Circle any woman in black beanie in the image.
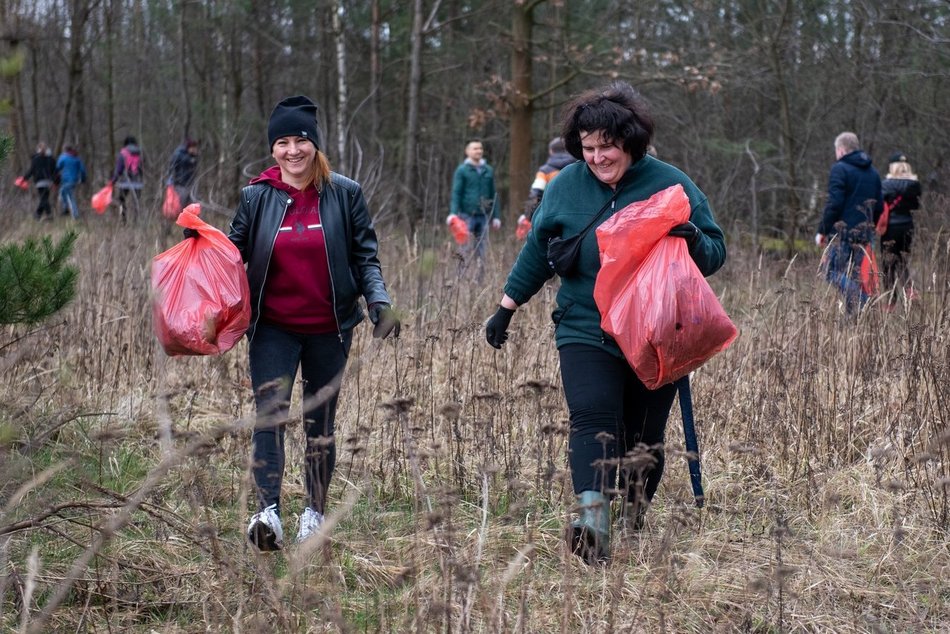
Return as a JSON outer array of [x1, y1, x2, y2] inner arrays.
[[228, 95, 401, 551]]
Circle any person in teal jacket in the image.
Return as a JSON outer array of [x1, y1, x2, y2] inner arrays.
[[484, 81, 726, 565], [446, 140, 499, 275]]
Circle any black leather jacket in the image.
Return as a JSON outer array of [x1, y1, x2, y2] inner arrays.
[[228, 173, 392, 342]]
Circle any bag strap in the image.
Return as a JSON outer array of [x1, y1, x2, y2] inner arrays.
[[885, 194, 902, 213], [576, 187, 624, 242]]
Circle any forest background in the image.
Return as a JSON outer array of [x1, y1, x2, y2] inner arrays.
[[2, 0, 948, 235], [1, 1, 950, 632]]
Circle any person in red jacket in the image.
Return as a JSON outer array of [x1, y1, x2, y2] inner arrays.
[[228, 95, 400, 552]]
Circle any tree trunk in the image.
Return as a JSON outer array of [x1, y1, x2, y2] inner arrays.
[[104, 0, 116, 170], [401, 0, 424, 225], [767, 0, 801, 249], [29, 43, 38, 143], [55, 0, 92, 155], [370, 0, 381, 140], [227, 4, 244, 201], [9, 46, 29, 168], [178, 0, 191, 138], [508, 2, 534, 221], [332, 0, 347, 166]]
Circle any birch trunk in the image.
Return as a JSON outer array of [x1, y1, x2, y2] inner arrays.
[[401, 0, 423, 224], [332, 0, 347, 166]]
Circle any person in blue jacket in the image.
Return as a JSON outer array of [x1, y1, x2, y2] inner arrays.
[[55, 145, 87, 219], [815, 132, 882, 312]]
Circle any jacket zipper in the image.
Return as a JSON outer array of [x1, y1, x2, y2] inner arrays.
[[320, 188, 345, 345], [249, 195, 291, 344]]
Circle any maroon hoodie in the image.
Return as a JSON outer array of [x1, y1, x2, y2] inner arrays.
[[250, 165, 335, 334]]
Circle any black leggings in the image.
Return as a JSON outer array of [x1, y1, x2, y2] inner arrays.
[[558, 344, 678, 506], [880, 223, 913, 293], [35, 186, 52, 217], [248, 324, 351, 514]]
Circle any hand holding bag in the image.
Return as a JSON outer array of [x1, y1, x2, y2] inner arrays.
[[594, 185, 737, 388]]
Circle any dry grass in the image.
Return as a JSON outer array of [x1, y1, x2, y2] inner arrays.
[[1, 194, 949, 633]]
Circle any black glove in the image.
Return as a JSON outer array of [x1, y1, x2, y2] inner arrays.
[[368, 303, 401, 339], [668, 221, 702, 249], [485, 305, 515, 349], [183, 228, 199, 239]]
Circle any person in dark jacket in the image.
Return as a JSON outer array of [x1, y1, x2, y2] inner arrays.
[[484, 81, 726, 565], [525, 136, 574, 218], [228, 95, 400, 552], [166, 138, 200, 206], [815, 132, 882, 313], [446, 140, 498, 275], [877, 152, 922, 303], [110, 135, 144, 222], [22, 142, 57, 220], [517, 137, 575, 240], [56, 145, 87, 219]]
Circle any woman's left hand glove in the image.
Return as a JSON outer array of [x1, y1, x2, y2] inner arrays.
[[668, 221, 702, 249], [485, 305, 515, 349], [368, 303, 401, 339]]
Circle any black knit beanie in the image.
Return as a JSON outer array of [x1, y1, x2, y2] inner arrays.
[[267, 95, 322, 150]]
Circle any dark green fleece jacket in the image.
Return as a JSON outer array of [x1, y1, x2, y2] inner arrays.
[[503, 154, 726, 357], [451, 160, 498, 218]]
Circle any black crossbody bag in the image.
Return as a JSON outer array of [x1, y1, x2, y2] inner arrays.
[[546, 188, 623, 276]]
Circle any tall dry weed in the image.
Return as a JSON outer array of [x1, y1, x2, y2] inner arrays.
[[0, 192, 948, 632]]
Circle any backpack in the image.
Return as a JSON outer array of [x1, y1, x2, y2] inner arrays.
[[121, 147, 141, 177]]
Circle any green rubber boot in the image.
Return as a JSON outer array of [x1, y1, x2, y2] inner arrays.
[[570, 490, 610, 564]]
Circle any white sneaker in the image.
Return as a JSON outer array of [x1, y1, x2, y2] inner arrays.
[[247, 504, 283, 551], [296, 507, 325, 544]]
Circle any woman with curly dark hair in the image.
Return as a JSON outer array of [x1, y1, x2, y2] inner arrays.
[[484, 81, 727, 564]]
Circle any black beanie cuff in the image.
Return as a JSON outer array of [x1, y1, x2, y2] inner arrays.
[[267, 95, 322, 151]]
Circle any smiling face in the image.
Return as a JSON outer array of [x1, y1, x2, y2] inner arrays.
[[272, 136, 316, 188], [580, 130, 632, 188]]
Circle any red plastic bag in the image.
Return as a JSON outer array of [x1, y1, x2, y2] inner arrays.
[[448, 215, 469, 245], [151, 205, 250, 356], [14, 176, 29, 190], [91, 183, 113, 214], [858, 244, 879, 297], [162, 184, 182, 220], [594, 184, 737, 389], [875, 195, 900, 237], [515, 215, 532, 241]]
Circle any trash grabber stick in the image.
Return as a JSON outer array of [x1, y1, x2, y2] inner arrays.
[[676, 374, 705, 507]]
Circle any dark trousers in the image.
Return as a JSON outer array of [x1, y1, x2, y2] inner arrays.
[[116, 186, 141, 220], [248, 323, 351, 514], [823, 241, 869, 313], [35, 187, 52, 217], [880, 223, 913, 294], [559, 344, 678, 507], [458, 213, 489, 281]]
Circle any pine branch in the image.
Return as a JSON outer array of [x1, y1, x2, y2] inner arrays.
[[0, 231, 79, 325]]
